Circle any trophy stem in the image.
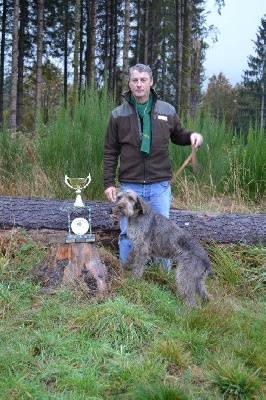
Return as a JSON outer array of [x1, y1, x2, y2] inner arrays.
[[74, 191, 84, 207]]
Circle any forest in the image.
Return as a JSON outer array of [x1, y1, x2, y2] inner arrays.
[[0, 0, 265, 135], [0, 1, 266, 399]]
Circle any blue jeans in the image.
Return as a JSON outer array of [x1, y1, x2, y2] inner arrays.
[[119, 181, 172, 272]]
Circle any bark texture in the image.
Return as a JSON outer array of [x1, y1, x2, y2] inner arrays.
[[30, 242, 107, 293], [0, 195, 265, 245]]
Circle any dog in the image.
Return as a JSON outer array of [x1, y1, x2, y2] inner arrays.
[[111, 189, 215, 306]]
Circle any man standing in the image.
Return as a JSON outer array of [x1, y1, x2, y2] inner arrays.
[[103, 64, 203, 267]]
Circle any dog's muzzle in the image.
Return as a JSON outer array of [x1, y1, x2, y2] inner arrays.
[[111, 204, 125, 217]]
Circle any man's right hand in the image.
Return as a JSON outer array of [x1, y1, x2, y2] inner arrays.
[[104, 186, 117, 202]]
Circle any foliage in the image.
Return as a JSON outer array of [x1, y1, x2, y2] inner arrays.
[[242, 15, 266, 131], [0, 232, 265, 399], [223, 127, 266, 201], [202, 73, 238, 126], [0, 92, 265, 202], [1, 0, 223, 131], [202, 15, 266, 134], [170, 110, 266, 202], [22, 61, 65, 129], [37, 85, 115, 198]]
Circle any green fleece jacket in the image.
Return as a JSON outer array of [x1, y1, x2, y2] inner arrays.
[[103, 88, 193, 189]]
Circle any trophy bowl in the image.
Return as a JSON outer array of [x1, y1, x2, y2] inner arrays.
[[65, 174, 91, 207]]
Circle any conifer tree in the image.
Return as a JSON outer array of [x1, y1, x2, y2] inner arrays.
[[242, 15, 266, 130]]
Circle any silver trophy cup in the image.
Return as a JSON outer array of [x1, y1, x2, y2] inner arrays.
[[65, 174, 91, 207]]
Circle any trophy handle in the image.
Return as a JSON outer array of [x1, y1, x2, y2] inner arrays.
[[65, 175, 73, 189], [83, 174, 91, 189]]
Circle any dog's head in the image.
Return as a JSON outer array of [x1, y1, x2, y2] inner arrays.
[[111, 190, 149, 218]]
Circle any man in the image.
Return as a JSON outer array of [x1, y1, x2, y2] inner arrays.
[[103, 63, 203, 267]]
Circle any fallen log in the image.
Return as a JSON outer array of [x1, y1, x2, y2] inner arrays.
[[0, 195, 265, 245]]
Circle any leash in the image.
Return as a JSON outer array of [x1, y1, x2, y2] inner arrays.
[[147, 145, 198, 205], [170, 145, 198, 184]]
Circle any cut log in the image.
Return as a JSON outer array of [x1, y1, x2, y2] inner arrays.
[[0, 195, 265, 245], [30, 242, 107, 293]]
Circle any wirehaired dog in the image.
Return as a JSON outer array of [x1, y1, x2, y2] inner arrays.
[[112, 189, 215, 306]]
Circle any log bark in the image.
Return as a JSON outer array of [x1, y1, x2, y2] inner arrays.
[[0, 195, 265, 245]]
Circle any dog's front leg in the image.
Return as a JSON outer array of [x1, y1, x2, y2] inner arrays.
[[124, 247, 148, 279], [123, 247, 137, 270], [132, 260, 147, 279]]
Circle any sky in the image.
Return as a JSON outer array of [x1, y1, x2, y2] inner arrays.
[[204, 0, 266, 89]]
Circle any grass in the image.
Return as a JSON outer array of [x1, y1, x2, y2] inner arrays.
[[0, 230, 265, 399]]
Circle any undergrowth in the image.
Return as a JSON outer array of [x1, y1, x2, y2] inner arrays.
[[0, 231, 265, 399]]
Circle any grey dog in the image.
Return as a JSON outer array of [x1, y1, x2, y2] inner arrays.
[[112, 189, 215, 306]]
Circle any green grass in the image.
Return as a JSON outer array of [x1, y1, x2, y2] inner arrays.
[[0, 233, 265, 399]]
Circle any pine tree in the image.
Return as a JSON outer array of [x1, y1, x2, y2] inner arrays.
[[242, 15, 266, 131]]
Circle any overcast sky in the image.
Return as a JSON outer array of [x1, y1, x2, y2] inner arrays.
[[204, 0, 265, 88]]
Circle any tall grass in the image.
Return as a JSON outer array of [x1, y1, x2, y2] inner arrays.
[[170, 111, 265, 203], [0, 131, 53, 197], [37, 86, 115, 198], [0, 95, 265, 204], [227, 126, 266, 201]]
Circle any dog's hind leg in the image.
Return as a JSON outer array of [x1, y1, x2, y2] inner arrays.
[[175, 266, 197, 307], [196, 275, 212, 303]]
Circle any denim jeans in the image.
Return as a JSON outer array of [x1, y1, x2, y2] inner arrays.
[[119, 181, 172, 272]]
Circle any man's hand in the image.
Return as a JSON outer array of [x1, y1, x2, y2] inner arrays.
[[104, 186, 117, 203], [190, 132, 203, 149]]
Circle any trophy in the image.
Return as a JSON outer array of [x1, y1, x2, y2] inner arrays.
[[65, 175, 91, 207], [64, 174, 95, 243]]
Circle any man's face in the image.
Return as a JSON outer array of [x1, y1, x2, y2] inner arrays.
[[129, 70, 153, 103]]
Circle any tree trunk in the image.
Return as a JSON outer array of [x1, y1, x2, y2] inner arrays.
[[182, 0, 192, 120], [30, 242, 107, 293], [175, 0, 183, 115], [107, 0, 115, 95], [79, 0, 84, 90], [112, 1, 118, 94], [135, 0, 141, 64], [63, 0, 69, 106], [143, 0, 149, 65], [0, 0, 7, 128], [121, 0, 130, 93], [86, 0, 96, 89], [10, 0, 20, 137], [35, 0, 44, 126], [73, 0, 80, 95], [0, 196, 265, 245], [17, 0, 27, 131], [103, 0, 110, 74], [191, 38, 201, 119]]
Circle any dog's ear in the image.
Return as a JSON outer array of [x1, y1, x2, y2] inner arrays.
[[135, 195, 149, 215]]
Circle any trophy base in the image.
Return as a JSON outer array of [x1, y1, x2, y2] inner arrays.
[[65, 233, 96, 243]]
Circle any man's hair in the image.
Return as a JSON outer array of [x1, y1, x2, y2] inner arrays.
[[129, 64, 153, 79]]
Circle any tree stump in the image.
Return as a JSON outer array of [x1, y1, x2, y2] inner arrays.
[[30, 242, 107, 293]]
